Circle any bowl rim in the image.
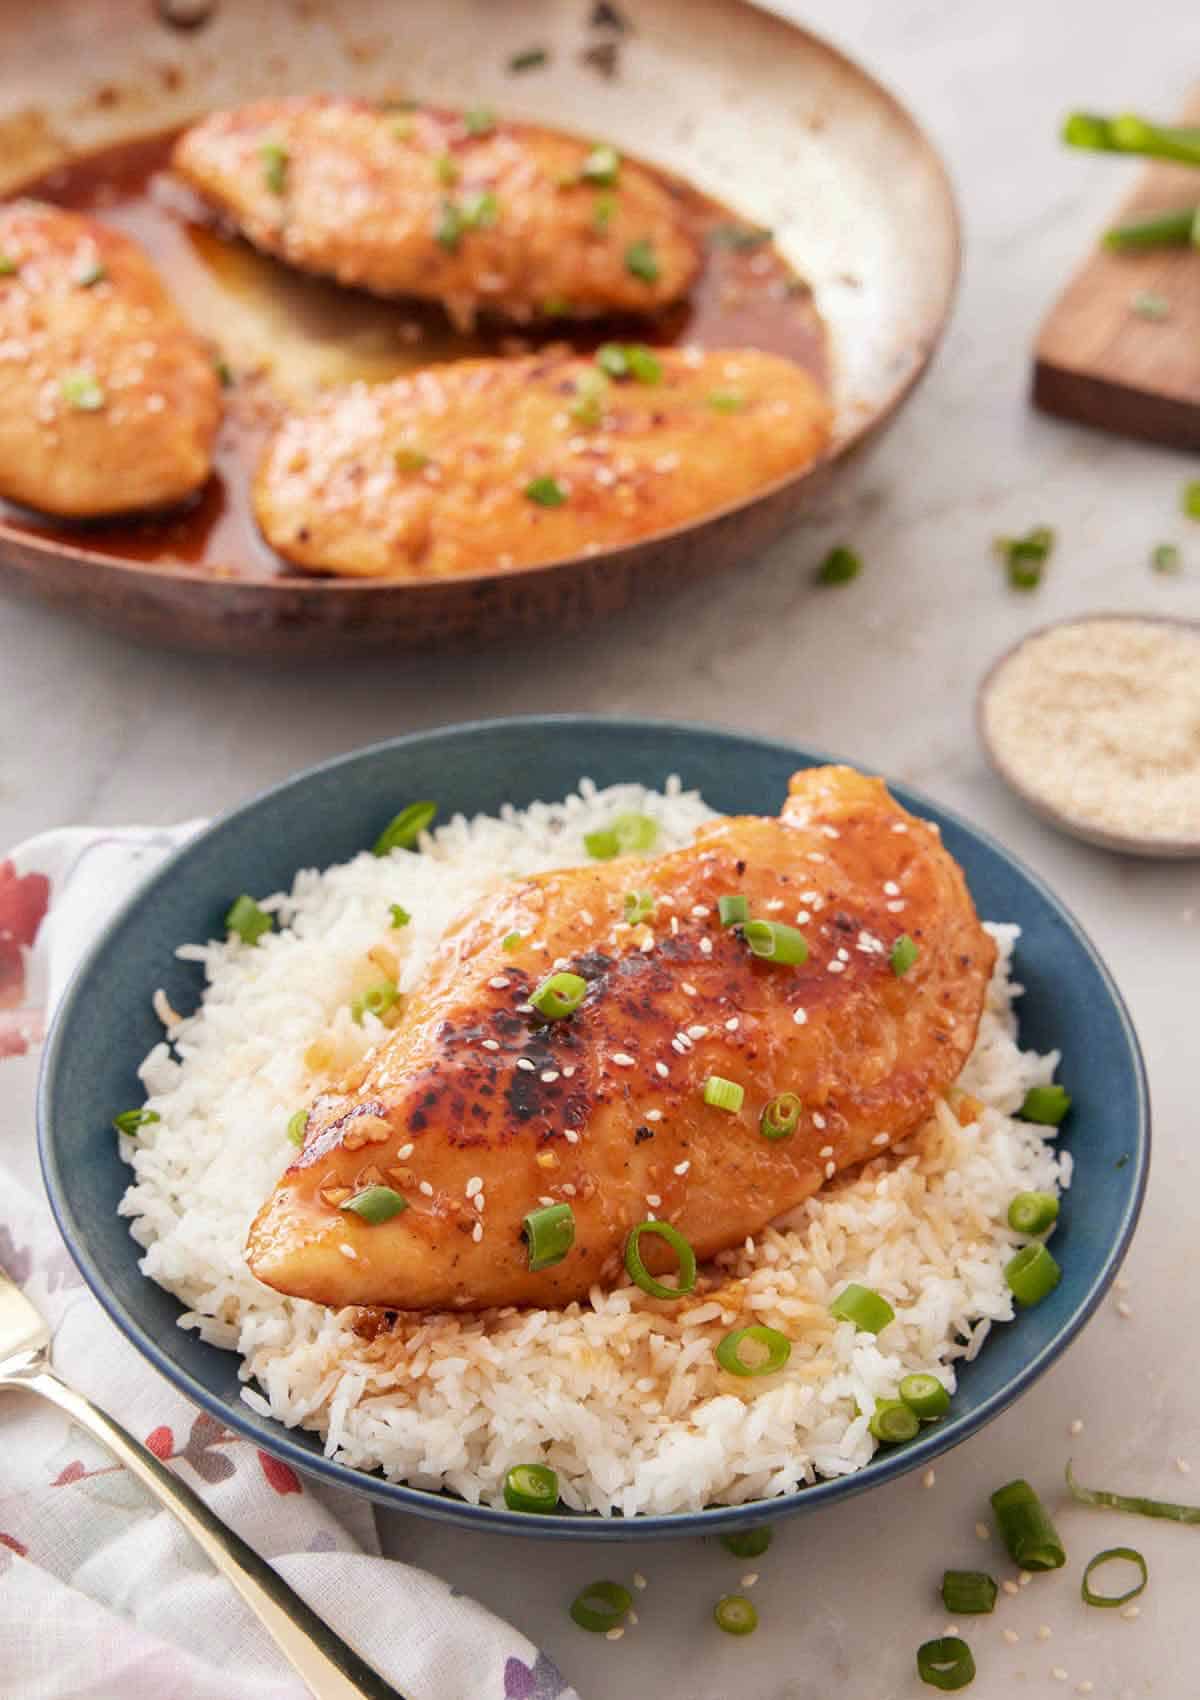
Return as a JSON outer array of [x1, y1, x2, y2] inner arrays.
[[37, 715, 1150, 1540]]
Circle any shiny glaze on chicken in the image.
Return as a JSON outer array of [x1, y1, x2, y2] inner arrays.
[[247, 767, 996, 1311]]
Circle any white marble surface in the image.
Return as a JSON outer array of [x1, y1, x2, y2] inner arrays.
[[4, 1, 1199, 1694]]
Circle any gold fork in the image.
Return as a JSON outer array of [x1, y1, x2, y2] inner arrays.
[[0, 1261, 404, 1699]]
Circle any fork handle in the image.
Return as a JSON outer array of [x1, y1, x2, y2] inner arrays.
[[9, 1362, 405, 1700]]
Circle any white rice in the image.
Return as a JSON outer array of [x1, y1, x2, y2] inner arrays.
[[120, 780, 1069, 1517]]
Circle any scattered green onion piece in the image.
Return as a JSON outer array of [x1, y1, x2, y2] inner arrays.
[[508, 46, 548, 72], [581, 142, 621, 186], [583, 828, 619, 860], [1103, 207, 1197, 251], [1061, 110, 1200, 167], [214, 356, 233, 387], [713, 1595, 758, 1636], [816, 544, 861, 585], [570, 1580, 631, 1633], [624, 1220, 697, 1299], [1007, 1191, 1059, 1234], [829, 1283, 894, 1334], [1184, 480, 1200, 520], [351, 979, 398, 1024], [340, 1184, 408, 1224], [434, 152, 459, 185], [940, 1570, 997, 1615], [113, 1108, 160, 1138], [1081, 1546, 1148, 1608], [75, 259, 107, 287], [916, 1636, 976, 1691], [373, 800, 437, 856], [742, 919, 808, 965], [890, 934, 919, 976], [703, 1075, 745, 1113], [596, 343, 630, 378], [463, 106, 495, 135], [990, 1478, 1067, 1570], [899, 1372, 951, 1419], [225, 894, 273, 945], [603, 812, 659, 854], [1152, 542, 1182, 574], [389, 904, 412, 928], [394, 446, 430, 473], [625, 345, 662, 384], [592, 192, 615, 232], [715, 1324, 791, 1378], [461, 188, 499, 229], [717, 893, 748, 926], [501, 929, 524, 950], [525, 474, 568, 507], [707, 388, 746, 412], [503, 1462, 560, 1513], [260, 141, 288, 194], [1066, 1459, 1200, 1525], [570, 370, 608, 426], [435, 198, 464, 250], [542, 294, 572, 317], [530, 970, 587, 1020], [391, 115, 414, 140], [0, 253, 18, 277], [61, 370, 105, 412], [522, 1201, 576, 1271], [760, 1092, 801, 1141], [994, 525, 1055, 591], [720, 1526, 772, 1559], [1019, 1083, 1071, 1125], [1004, 1242, 1061, 1307], [870, 1399, 919, 1444], [623, 888, 656, 925], [708, 222, 773, 252], [624, 239, 660, 282], [286, 1110, 308, 1146]]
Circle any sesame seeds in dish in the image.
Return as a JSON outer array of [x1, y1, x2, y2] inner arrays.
[[119, 778, 1072, 1516]]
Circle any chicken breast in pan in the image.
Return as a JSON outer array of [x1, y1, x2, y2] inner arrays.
[[172, 97, 700, 326], [253, 345, 831, 578], [0, 201, 220, 518], [247, 766, 996, 1312]]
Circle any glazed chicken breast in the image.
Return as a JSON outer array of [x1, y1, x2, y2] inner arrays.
[[253, 347, 831, 579], [247, 766, 996, 1312], [0, 201, 220, 518], [172, 97, 699, 325]]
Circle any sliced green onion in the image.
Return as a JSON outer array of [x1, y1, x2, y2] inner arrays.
[[583, 828, 619, 860], [715, 1325, 791, 1378], [502, 929, 524, 950], [525, 474, 568, 506], [869, 1399, 919, 1444], [435, 198, 463, 250], [916, 1636, 976, 1691], [596, 343, 630, 378], [940, 1570, 997, 1615], [1183, 479, 1200, 520], [760, 1092, 801, 1141], [570, 369, 608, 426], [816, 545, 861, 585], [720, 1526, 772, 1559], [625, 345, 661, 384], [829, 1283, 895, 1334], [389, 904, 411, 928], [890, 934, 919, 975], [260, 140, 288, 193], [592, 191, 615, 232], [225, 894, 273, 945], [0, 253, 19, 277], [61, 370, 105, 412], [1103, 207, 1198, 250], [623, 888, 656, 925], [1019, 1083, 1071, 1125], [340, 1184, 408, 1224], [994, 525, 1055, 591], [707, 388, 746, 412], [394, 446, 430, 474], [214, 356, 233, 387], [286, 1110, 308, 1146], [570, 1580, 631, 1633], [581, 142, 620, 185], [990, 1478, 1066, 1570], [541, 295, 572, 317], [434, 151, 459, 185], [1007, 1191, 1059, 1234], [1004, 1242, 1061, 1307], [899, 1372, 951, 1419], [508, 46, 549, 72], [625, 1220, 697, 1300], [503, 1462, 559, 1513], [523, 1202, 576, 1270], [113, 1108, 160, 1138], [461, 188, 499, 229], [1066, 1459, 1200, 1525], [742, 920, 808, 965], [714, 1594, 758, 1636], [530, 970, 587, 1019], [703, 1075, 745, 1113], [1081, 1546, 1148, 1608], [373, 800, 437, 856], [585, 812, 658, 859], [463, 105, 495, 135], [624, 238, 660, 282], [351, 978, 398, 1024], [1151, 542, 1182, 574], [708, 222, 773, 252], [75, 259, 107, 287], [717, 893, 748, 926]]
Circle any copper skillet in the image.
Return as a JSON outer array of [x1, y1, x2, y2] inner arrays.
[[0, 0, 959, 657]]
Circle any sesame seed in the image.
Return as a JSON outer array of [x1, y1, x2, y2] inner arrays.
[[397, 1143, 415, 1159], [472, 1221, 483, 1242], [339, 1243, 357, 1260], [1051, 1668, 1068, 1683], [562, 1065, 576, 1077], [765, 898, 785, 912], [892, 823, 908, 834], [1069, 1418, 1084, 1435], [805, 852, 825, 864], [699, 937, 713, 955], [886, 899, 905, 913], [612, 1052, 636, 1067], [626, 1609, 639, 1626], [820, 825, 840, 839], [1002, 1580, 1019, 1596], [1077, 1684, 1094, 1695], [828, 960, 846, 974], [725, 1017, 739, 1031], [1115, 1275, 1129, 1291], [473, 1194, 485, 1211], [646, 1194, 662, 1207], [793, 1007, 808, 1026], [922, 1469, 936, 1488], [883, 881, 900, 896], [795, 910, 811, 924], [740, 1572, 759, 1588], [837, 947, 850, 961], [1117, 1300, 1132, 1318], [681, 981, 698, 996], [872, 1132, 890, 1146], [419, 1181, 434, 1196], [671, 916, 680, 936], [606, 1627, 624, 1641], [541, 1069, 560, 1082], [539, 1194, 555, 1207], [645, 1109, 664, 1122], [633, 1572, 647, 1590], [976, 1523, 990, 1541], [482, 1038, 500, 1051], [813, 1112, 827, 1129], [656, 1061, 670, 1078], [1003, 1629, 1019, 1644], [1121, 1604, 1140, 1620], [691, 904, 711, 918], [465, 1176, 482, 1198], [1177, 1457, 1191, 1474], [565, 1128, 580, 1143], [516, 1057, 536, 1072], [674, 1160, 690, 1175], [561, 1182, 576, 1196], [671, 1040, 687, 1055], [489, 975, 511, 989], [1018, 1571, 1032, 1586], [516, 1002, 533, 1014], [818, 1144, 833, 1157], [1036, 1626, 1052, 1641], [824, 1161, 836, 1179], [687, 1024, 709, 1040]]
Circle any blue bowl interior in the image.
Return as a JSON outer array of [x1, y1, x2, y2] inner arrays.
[[38, 718, 1148, 1539]]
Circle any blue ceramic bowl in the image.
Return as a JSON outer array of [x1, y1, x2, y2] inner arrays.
[[38, 718, 1149, 1540]]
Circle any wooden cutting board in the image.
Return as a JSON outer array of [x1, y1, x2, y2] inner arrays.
[[1033, 94, 1200, 449]]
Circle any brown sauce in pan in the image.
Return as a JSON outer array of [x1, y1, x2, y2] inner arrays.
[[2, 126, 829, 579]]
